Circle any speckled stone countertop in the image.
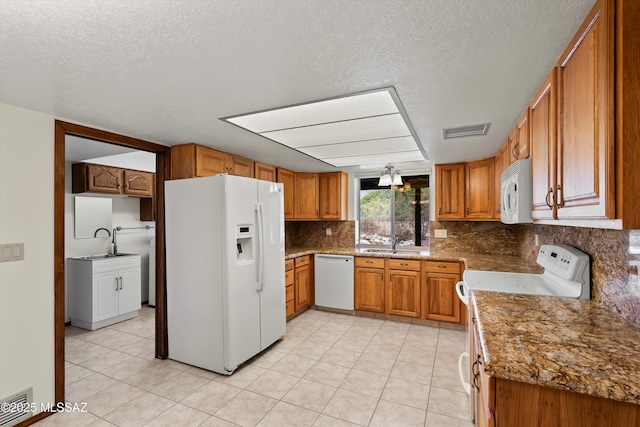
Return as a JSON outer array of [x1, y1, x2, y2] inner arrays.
[[285, 246, 543, 274], [471, 291, 640, 405]]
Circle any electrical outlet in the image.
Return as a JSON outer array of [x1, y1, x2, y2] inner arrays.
[[325, 228, 332, 236], [434, 229, 447, 239]]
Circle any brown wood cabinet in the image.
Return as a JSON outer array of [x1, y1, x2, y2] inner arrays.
[[277, 168, 294, 220], [555, 0, 614, 221], [255, 162, 276, 182], [465, 157, 495, 220], [73, 163, 123, 195], [507, 129, 518, 165], [422, 261, 462, 323], [285, 259, 295, 318], [171, 143, 254, 179], [435, 163, 465, 220], [386, 259, 421, 318], [293, 172, 319, 219], [530, 69, 558, 221], [354, 257, 386, 313], [123, 170, 154, 197], [493, 155, 501, 219], [294, 255, 313, 312], [319, 172, 348, 220], [515, 109, 530, 161]]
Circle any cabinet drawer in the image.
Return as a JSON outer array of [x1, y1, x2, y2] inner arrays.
[[423, 261, 461, 274], [285, 259, 294, 271], [295, 255, 310, 268], [355, 257, 385, 269], [286, 284, 294, 302], [388, 259, 421, 271], [286, 300, 295, 317], [285, 270, 294, 286]]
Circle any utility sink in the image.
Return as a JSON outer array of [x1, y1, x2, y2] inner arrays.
[[78, 253, 136, 260]]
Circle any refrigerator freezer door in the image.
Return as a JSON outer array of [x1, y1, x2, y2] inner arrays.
[[257, 180, 286, 350], [221, 175, 262, 372]]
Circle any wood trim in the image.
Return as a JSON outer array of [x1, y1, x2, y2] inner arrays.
[[54, 120, 170, 407], [16, 410, 50, 426]]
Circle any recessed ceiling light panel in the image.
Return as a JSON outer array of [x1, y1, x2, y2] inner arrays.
[[221, 87, 427, 167]]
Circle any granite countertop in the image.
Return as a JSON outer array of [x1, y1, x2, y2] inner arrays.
[[471, 291, 640, 405], [285, 246, 543, 274]]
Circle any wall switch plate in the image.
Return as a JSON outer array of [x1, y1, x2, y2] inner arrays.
[[0, 243, 24, 262], [434, 229, 447, 239], [326, 228, 332, 236]]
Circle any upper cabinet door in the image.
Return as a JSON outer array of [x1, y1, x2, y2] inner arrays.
[[530, 69, 557, 221], [195, 146, 228, 177], [277, 168, 294, 220], [465, 158, 494, 219], [319, 172, 348, 220], [254, 162, 276, 182], [435, 163, 465, 220], [556, 0, 614, 220], [293, 172, 319, 219], [123, 170, 154, 197], [85, 164, 122, 194], [229, 155, 254, 178], [516, 109, 530, 160]]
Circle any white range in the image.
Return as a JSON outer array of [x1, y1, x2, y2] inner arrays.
[[455, 244, 591, 421]]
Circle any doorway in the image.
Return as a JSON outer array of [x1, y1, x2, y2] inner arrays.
[[54, 120, 170, 404]]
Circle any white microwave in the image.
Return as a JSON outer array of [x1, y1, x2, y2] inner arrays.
[[501, 157, 533, 224]]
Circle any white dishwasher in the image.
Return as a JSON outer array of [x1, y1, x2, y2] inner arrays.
[[314, 254, 354, 310]]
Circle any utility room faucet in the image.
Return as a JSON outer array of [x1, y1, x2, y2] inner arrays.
[[112, 227, 120, 255], [94, 227, 111, 238], [391, 236, 399, 252]]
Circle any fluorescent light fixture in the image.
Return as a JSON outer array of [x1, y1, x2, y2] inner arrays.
[[221, 87, 427, 167]]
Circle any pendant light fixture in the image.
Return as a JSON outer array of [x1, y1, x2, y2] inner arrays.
[[378, 166, 403, 186]]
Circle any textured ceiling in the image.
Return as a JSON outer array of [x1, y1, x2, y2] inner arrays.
[[0, 0, 595, 174]]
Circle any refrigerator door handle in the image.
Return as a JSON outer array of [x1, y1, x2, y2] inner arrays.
[[256, 202, 265, 291]]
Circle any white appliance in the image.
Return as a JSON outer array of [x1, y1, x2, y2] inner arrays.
[[165, 175, 285, 375], [456, 244, 590, 421], [314, 254, 354, 310], [501, 157, 533, 224], [148, 238, 155, 307]]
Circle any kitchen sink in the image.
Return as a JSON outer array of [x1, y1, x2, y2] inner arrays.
[[362, 248, 424, 255]]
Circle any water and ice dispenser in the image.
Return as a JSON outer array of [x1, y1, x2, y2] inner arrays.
[[236, 225, 254, 263]]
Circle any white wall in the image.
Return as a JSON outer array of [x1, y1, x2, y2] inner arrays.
[[0, 103, 55, 411], [64, 162, 155, 322]]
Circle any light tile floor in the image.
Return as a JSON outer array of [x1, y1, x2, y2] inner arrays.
[[36, 307, 474, 427]]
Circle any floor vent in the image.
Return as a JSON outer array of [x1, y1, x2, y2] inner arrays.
[[442, 123, 491, 140], [0, 388, 33, 427]]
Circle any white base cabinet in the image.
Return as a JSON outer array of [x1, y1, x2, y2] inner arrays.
[[68, 255, 141, 330]]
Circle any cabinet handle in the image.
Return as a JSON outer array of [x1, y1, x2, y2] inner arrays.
[[512, 143, 519, 159], [400, 263, 408, 266], [555, 185, 562, 207], [545, 188, 553, 208], [115, 278, 118, 290], [472, 357, 480, 391], [366, 261, 373, 264], [438, 207, 442, 215], [119, 277, 123, 290], [437, 265, 447, 268], [465, 207, 470, 215]]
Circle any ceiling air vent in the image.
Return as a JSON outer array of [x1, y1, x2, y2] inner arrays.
[[442, 123, 490, 140]]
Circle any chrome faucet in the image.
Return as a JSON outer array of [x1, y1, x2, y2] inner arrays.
[[112, 227, 120, 255], [391, 236, 399, 252], [94, 227, 111, 238]]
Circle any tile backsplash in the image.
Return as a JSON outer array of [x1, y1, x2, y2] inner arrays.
[[286, 220, 356, 249]]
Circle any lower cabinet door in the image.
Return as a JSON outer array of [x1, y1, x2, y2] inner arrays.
[[387, 269, 421, 318], [423, 272, 461, 322], [294, 264, 311, 312], [355, 267, 385, 313], [94, 271, 119, 322], [118, 268, 142, 315]]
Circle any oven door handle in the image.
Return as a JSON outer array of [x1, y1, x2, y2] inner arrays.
[[458, 352, 471, 395], [456, 281, 469, 306]]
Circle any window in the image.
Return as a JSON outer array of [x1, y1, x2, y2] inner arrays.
[[358, 174, 430, 247]]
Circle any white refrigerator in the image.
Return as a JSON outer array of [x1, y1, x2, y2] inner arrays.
[[165, 174, 286, 375]]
